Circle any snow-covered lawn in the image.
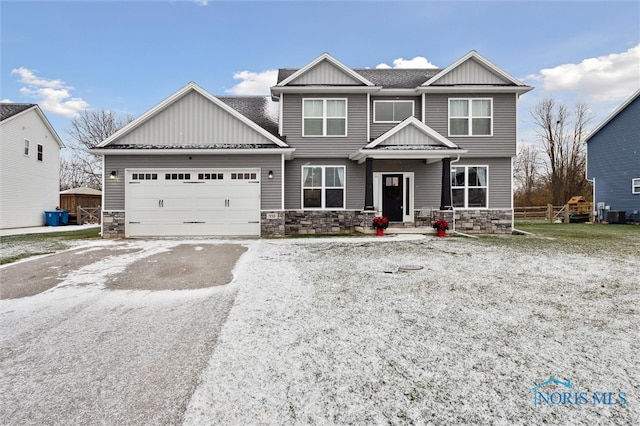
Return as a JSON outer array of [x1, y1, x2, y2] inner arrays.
[[184, 234, 638, 425], [1, 232, 638, 424]]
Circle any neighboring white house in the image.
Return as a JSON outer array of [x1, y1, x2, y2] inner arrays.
[[0, 103, 64, 229]]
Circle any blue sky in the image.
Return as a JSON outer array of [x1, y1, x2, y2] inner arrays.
[[2, 0, 639, 146]]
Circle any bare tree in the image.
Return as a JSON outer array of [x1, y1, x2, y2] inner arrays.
[[513, 144, 543, 206], [531, 97, 593, 205], [62, 109, 134, 190]]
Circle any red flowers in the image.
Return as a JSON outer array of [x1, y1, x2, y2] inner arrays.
[[372, 216, 389, 229], [432, 219, 449, 231]]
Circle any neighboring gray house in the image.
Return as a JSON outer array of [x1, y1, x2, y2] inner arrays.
[[92, 51, 532, 238], [1, 103, 64, 229], [586, 89, 640, 223]]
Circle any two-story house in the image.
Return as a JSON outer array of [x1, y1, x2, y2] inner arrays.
[[92, 51, 532, 238], [1, 103, 65, 229]]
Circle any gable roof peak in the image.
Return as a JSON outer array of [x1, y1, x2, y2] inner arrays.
[[276, 52, 375, 87]]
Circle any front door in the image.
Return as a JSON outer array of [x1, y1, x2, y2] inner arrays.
[[382, 174, 403, 221]]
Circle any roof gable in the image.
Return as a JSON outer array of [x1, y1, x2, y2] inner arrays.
[[586, 89, 640, 143], [366, 117, 458, 149], [0, 103, 36, 121], [277, 53, 374, 87], [0, 103, 64, 148], [98, 82, 287, 148], [423, 51, 527, 87]]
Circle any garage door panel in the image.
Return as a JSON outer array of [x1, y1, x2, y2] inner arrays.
[[126, 169, 261, 237]]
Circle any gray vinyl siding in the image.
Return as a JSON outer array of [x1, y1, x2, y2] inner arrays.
[[285, 158, 365, 209], [433, 58, 510, 85], [104, 154, 283, 210], [370, 96, 422, 139], [373, 159, 443, 209], [281, 94, 368, 157], [424, 93, 517, 157], [587, 96, 640, 214], [452, 157, 513, 209], [112, 91, 274, 146], [289, 61, 363, 85]]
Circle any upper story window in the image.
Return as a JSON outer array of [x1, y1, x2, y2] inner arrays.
[[373, 100, 414, 123], [24, 139, 30, 156], [37, 144, 43, 161], [303, 99, 347, 137], [449, 98, 492, 136], [302, 165, 345, 209], [633, 178, 640, 194], [452, 166, 488, 208]]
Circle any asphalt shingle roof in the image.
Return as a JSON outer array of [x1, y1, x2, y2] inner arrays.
[[0, 103, 36, 122], [277, 68, 442, 88], [217, 96, 280, 137]]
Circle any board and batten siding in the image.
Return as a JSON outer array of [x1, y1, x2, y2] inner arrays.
[[452, 157, 513, 209], [370, 96, 423, 139], [104, 154, 283, 210], [281, 93, 368, 157], [0, 109, 61, 229], [288, 61, 364, 85], [111, 91, 272, 146], [424, 93, 517, 157], [433, 58, 510, 86], [284, 158, 365, 210]]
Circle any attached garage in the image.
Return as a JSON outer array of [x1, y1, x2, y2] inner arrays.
[[126, 169, 260, 237]]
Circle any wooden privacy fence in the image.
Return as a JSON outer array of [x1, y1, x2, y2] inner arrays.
[[77, 206, 101, 225]]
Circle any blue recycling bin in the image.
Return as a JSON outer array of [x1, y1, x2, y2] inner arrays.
[[60, 210, 69, 225], [44, 211, 60, 226]]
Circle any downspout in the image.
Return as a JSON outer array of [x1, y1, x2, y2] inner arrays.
[[449, 155, 461, 232]]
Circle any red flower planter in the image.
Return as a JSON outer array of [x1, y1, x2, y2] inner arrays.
[[376, 227, 384, 236]]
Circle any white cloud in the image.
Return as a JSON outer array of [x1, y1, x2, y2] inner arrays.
[[193, 0, 208, 5], [225, 70, 278, 96], [528, 44, 640, 103], [376, 56, 438, 69], [1, 99, 14, 103], [10, 67, 90, 118]]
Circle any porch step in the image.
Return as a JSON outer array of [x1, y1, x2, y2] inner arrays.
[[355, 226, 439, 235]]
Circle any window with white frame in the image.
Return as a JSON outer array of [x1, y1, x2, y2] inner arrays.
[[449, 98, 492, 136], [303, 99, 347, 136], [302, 166, 345, 209], [633, 178, 640, 194], [373, 100, 414, 123], [24, 139, 30, 156], [451, 166, 488, 208], [37, 144, 43, 161]]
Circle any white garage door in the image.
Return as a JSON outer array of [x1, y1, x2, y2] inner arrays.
[[126, 169, 260, 237]]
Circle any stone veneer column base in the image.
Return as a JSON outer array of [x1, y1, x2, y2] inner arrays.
[[453, 209, 513, 234], [102, 211, 126, 238], [261, 211, 286, 238]]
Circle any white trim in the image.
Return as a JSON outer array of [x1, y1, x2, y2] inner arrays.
[[373, 100, 415, 123], [417, 86, 532, 95], [373, 172, 415, 223], [300, 165, 346, 210], [23, 139, 30, 157], [366, 93, 371, 143], [278, 93, 284, 137], [632, 178, 640, 194], [451, 165, 490, 209], [281, 154, 285, 210], [364, 117, 459, 149], [421, 93, 425, 123], [302, 98, 348, 137], [350, 148, 467, 164], [276, 52, 375, 87], [91, 148, 295, 159], [448, 98, 493, 137]]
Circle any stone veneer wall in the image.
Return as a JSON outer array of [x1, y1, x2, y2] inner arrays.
[[284, 210, 364, 235], [454, 209, 513, 234], [261, 211, 286, 237], [102, 211, 126, 238]]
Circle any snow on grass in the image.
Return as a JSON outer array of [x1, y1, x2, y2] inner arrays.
[[184, 235, 639, 425]]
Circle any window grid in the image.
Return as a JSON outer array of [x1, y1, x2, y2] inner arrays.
[[451, 166, 488, 209], [449, 98, 492, 136], [37, 144, 43, 161], [633, 178, 640, 194], [303, 98, 347, 137], [302, 165, 346, 209], [24, 139, 30, 156], [132, 173, 158, 180]]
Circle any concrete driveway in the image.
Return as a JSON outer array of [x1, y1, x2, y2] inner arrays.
[[0, 240, 248, 425]]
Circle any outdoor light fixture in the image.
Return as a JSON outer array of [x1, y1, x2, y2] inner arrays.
[[268, 170, 274, 179], [110, 171, 117, 179]]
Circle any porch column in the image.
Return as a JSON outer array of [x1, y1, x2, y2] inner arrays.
[[364, 157, 374, 210], [440, 157, 452, 210]]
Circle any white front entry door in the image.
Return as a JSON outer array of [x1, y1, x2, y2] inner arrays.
[[373, 172, 414, 223], [125, 169, 260, 237]]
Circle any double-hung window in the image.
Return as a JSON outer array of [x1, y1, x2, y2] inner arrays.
[[373, 100, 414, 123], [449, 98, 492, 136], [633, 178, 640, 194], [24, 139, 30, 156], [452, 166, 488, 208], [303, 99, 347, 136], [37, 144, 43, 161], [302, 166, 345, 209]]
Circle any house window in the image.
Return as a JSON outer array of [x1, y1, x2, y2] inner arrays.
[[302, 166, 345, 209], [633, 178, 640, 194], [303, 99, 347, 136], [449, 98, 492, 136], [37, 144, 43, 161], [24, 139, 30, 156], [451, 166, 488, 208], [373, 100, 414, 123], [132, 173, 158, 180]]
